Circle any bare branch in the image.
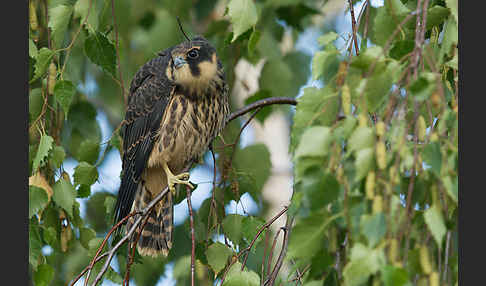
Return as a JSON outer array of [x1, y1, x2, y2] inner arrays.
[[111, 0, 126, 108], [227, 97, 297, 123], [264, 215, 294, 286], [187, 186, 196, 286], [347, 0, 360, 56]]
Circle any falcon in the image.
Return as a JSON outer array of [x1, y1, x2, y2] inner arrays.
[[113, 35, 230, 257]]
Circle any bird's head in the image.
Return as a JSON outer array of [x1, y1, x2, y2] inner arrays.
[[167, 36, 222, 95]]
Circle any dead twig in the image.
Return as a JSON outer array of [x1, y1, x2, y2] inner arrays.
[[227, 97, 296, 123], [347, 0, 360, 56], [187, 186, 196, 286], [264, 216, 294, 286], [111, 0, 127, 107]]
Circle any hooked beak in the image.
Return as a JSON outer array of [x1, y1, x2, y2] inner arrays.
[[173, 56, 187, 69]]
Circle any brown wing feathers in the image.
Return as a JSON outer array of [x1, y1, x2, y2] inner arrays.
[[113, 54, 173, 226]]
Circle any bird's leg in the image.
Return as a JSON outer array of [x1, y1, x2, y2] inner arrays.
[[162, 162, 194, 195]]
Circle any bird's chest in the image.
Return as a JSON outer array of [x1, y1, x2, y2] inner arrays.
[[152, 92, 227, 170]]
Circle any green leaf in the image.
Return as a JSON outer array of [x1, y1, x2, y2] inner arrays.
[[29, 186, 49, 219], [54, 80, 76, 118], [259, 59, 293, 98], [409, 72, 436, 101], [234, 144, 271, 200], [244, 90, 272, 123], [283, 51, 312, 96], [29, 39, 38, 58], [424, 204, 446, 247], [275, 3, 319, 30], [317, 32, 338, 46], [382, 265, 409, 286], [348, 127, 375, 154], [228, 0, 258, 42], [360, 213, 386, 247], [423, 142, 442, 176], [445, 0, 458, 23], [426, 6, 450, 29], [312, 49, 340, 81], [84, 31, 117, 76], [439, 17, 458, 63], [74, 0, 99, 29], [206, 242, 233, 275], [390, 40, 414, 60], [29, 222, 44, 270], [106, 266, 123, 284], [31, 48, 55, 82], [74, 162, 99, 187], [323, 268, 339, 286], [173, 255, 191, 280], [104, 195, 116, 223], [223, 262, 260, 286], [287, 212, 342, 260], [29, 88, 43, 122], [33, 263, 55, 286], [446, 52, 458, 70], [42, 226, 57, 247], [32, 134, 54, 173], [52, 178, 76, 218], [343, 243, 385, 286], [241, 216, 266, 249], [291, 86, 339, 152], [297, 169, 340, 211], [48, 4, 74, 48], [49, 145, 66, 169], [372, 6, 409, 46], [222, 214, 244, 245], [295, 126, 332, 158], [386, 0, 411, 15], [76, 139, 100, 165], [247, 29, 261, 56], [355, 148, 374, 182], [79, 227, 97, 249], [363, 61, 399, 112], [442, 175, 458, 204]]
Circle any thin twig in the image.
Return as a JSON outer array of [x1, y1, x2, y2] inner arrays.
[[266, 227, 284, 280], [261, 228, 271, 286], [123, 210, 152, 286], [229, 107, 262, 163], [88, 180, 178, 286], [227, 97, 296, 123], [347, 0, 360, 56], [111, 0, 126, 107], [187, 186, 196, 286], [68, 253, 109, 286], [219, 206, 289, 286], [241, 206, 289, 270], [59, 0, 93, 79], [206, 145, 218, 246], [84, 211, 140, 286], [264, 216, 294, 286]]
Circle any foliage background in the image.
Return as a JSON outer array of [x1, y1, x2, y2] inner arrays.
[[28, 0, 458, 285]]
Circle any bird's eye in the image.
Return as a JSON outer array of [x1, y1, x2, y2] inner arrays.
[[187, 49, 199, 59]]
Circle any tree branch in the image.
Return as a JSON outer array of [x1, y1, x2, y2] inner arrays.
[[227, 97, 297, 123], [187, 186, 196, 286]]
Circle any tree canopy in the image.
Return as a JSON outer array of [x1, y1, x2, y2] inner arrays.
[[29, 0, 458, 285]]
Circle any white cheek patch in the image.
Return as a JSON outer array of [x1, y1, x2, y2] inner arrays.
[[197, 53, 218, 84], [174, 53, 218, 94], [174, 65, 195, 85]]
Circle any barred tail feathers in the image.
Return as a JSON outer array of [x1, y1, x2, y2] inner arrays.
[[127, 183, 173, 257]]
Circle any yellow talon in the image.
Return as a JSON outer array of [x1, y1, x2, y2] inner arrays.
[[163, 162, 194, 194]]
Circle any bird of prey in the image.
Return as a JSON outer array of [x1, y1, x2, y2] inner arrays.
[[113, 35, 230, 257]]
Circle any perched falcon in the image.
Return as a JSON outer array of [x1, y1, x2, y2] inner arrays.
[[113, 36, 230, 257]]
